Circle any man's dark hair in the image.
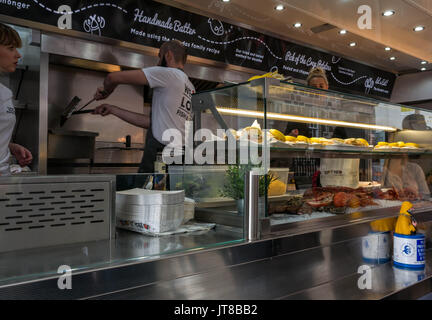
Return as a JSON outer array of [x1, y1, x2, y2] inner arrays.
[[160, 40, 187, 65]]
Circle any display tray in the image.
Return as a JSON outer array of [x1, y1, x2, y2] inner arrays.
[[269, 199, 403, 226], [201, 139, 429, 155], [372, 147, 426, 154], [308, 144, 373, 152], [195, 194, 302, 208]]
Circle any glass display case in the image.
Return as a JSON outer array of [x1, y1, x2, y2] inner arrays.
[[191, 78, 432, 234]]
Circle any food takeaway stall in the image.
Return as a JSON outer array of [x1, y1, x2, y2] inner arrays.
[[0, 0, 432, 300]]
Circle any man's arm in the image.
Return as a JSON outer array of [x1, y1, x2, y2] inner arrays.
[[95, 70, 149, 100], [92, 104, 150, 129], [104, 70, 149, 90]]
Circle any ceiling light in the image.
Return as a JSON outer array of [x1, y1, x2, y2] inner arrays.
[[339, 30, 347, 35], [414, 26, 425, 32], [382, 10, 395, 17], [349, 42, 356, 47], [421, 67, 427, 71], [275, 4, 285, 11], [385, 47, 391, 51], [216, 107, 397, 132], [421, 61, 427, 65], [222, 0, 230, 2], [293, 22, 302, 28], [390, 56, 396, 60]]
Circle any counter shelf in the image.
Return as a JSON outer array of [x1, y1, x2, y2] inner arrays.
[[193, 140, 428, 160]]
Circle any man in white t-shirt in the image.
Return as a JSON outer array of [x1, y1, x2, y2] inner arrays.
[[93, 40, 195, 173]]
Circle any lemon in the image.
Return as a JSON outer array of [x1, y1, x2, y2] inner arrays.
[[377, 142, 389, 146], [389, 143, 399, 148], [285, 135, 296, 143], [310, 137, 322, 144], [268, 180, 287, 196], [397, 141, 405, 147], [269, 129, 286, 142], [405, 143, 419, 148], [356, 138, 369, 147], [296, 135, 310, 144]]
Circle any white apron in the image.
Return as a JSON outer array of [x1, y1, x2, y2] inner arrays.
[[0, 83, 16, 176]]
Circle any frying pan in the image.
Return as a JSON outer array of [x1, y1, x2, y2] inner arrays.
[[60, 96, 96, 127]]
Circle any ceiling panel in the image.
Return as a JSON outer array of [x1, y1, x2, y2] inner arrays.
[[163, 0, 431, 74]]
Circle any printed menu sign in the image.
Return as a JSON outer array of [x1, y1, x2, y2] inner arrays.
[[0, 0, 396, 98]]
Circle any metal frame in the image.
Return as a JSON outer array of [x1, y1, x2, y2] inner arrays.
[[244, 171, 260, 241], [38, 52, 49, 175]]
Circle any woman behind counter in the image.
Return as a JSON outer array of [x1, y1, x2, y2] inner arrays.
[[284, 67, 363, 189], [285, 67, 364, 139], [0, 23, 32, 175], [285, 67, 329, 137]]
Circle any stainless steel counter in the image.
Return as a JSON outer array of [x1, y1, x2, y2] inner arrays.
[[91, 236, 432, 300], [0, 226, 242, 288], [0, 216, 430, 300]]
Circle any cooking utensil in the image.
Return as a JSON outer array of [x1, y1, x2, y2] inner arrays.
[[60, 97, 96, 127], [75, 98, 96, 113]]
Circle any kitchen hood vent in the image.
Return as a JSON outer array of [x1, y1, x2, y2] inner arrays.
[[310, 23, 337, 34]]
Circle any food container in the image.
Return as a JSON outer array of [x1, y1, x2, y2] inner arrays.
[[362, 231, 391, 264], [393, 233, 426, 269], [320, 158, 360, 189], [269, 168, 290, 186], [116, 203, 184, 234], [116, 189, 185, 235]]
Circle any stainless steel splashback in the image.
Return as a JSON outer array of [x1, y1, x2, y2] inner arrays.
[[47, 64, 146, 144]]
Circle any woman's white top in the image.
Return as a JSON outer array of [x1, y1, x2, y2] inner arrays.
[[0, 83, 16, 175]]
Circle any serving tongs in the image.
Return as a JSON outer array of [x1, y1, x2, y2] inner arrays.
[[60, 96, 96, 127]]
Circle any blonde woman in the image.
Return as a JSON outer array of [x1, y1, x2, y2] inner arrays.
[[286, 67, 329, 137], [0, 23, 32, 175], [307, 67, 329, 90]]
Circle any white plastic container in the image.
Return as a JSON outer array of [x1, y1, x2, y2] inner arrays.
[[320, 158, 360, 189], [393, 233, 426, 269], [362, 231, 391, 264], [269, 168, 290, 186]]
